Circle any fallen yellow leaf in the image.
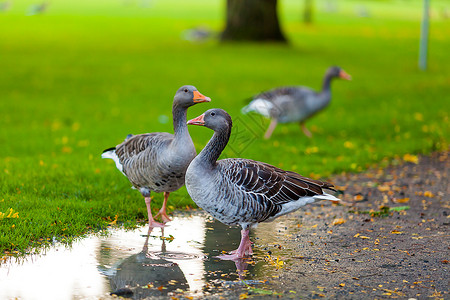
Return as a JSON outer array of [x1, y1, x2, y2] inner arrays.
[[353, 194, 365, 201], [424, 191, 435, 198], [377, 185, 390, 192], [403, 153, 419, 164], [394, 197, 410, 203], [332, 218, 346, 226]]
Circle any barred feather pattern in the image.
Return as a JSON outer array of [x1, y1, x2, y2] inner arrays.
[[187, 157, 336, 229]]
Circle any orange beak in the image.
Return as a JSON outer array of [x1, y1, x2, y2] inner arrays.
[[339, 70, 352, 80], [187, 114, 205, 126], [193, 90, 211, 103]]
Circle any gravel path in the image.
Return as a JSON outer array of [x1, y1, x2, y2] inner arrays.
[[250, 150, 449, 299]]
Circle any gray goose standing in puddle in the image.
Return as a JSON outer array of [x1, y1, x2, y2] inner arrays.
[[242, 66, 351, 139], [186, 108, 340, 260], [102, 85, 211, 227]]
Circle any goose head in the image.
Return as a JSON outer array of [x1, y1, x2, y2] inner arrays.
[[327, 66, 352, 80], [173, 85, 211, 108], [187, 108, 232, 132]]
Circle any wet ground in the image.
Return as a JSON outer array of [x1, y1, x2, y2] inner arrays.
[[0, 151, 448, 299], [0, 212, 294, 300]]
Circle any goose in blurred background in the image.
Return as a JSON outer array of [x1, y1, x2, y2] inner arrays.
[[186, 109, 340, 259], [26, 1, 48, 15], [102, 85, 211, 227], [0, 1, 11, 12], [242, 66, 351, 139]]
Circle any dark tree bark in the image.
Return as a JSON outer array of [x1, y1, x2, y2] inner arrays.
[[221, 0, 287, 43], [303, 0, 314, 24]]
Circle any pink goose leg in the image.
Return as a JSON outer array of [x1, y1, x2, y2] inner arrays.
[[217, 229, 253, 260], [144, 197, 165, 228], [264, 119, 278, 139], [154, 192, 172, 223]]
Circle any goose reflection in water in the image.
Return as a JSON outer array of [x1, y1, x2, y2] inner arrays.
[[104, 227, 188, 298], [98, 214, 263, 298]]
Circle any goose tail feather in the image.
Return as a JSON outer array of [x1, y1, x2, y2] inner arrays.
[[313, 192, 341, 202], [241, 98, 273, 117], [101, 147, 125, 175]]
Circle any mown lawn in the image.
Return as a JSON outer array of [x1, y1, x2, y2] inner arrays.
[[0, 0, 449, 255]]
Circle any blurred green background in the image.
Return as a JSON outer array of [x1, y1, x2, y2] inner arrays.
[[0, 0, 449, 254]]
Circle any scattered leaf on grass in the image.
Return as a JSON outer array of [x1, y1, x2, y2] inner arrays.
[[391, 230, 403, 234], [108, 214, 118, 225]]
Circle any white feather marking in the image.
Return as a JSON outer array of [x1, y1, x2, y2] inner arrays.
[[273, 193, 340, 220], [313, 192, 341, 202], [241, 99, 273, 118], [101, 150, 125, 175], [277, 196, 316, 217]]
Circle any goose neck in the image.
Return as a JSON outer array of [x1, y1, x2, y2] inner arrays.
[[172, 105, 189, 139], [321, 73, 334, 92], [197, 126, 231, 167]]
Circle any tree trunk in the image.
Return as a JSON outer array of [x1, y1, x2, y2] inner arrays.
[[303, 0, 314, 24], [221, 0, 287, 42]]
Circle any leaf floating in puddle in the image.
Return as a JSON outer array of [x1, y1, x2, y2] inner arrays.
[[160, 234, 175, 242]]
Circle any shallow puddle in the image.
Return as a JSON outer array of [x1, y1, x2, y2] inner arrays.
[[0, 211, 292, 299]]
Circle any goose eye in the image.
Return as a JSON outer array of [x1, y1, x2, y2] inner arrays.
[[210, 112, 216, 116], [184, 88, 188, 93]]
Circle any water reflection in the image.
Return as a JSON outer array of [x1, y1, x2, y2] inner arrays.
[[104, 227, 188, 298], [0, 211, 277, 299]]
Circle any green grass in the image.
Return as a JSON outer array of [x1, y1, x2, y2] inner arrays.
[[1, 0, 449, 255]]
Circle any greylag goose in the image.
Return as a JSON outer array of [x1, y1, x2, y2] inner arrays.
[[185, 109, 340, 260], [102, 85, 211, 227], [241, 66, 351, 139]]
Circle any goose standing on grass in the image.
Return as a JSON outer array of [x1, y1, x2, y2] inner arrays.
[[186, 109, 340, 260], [102, 85, 211, 227], [242, 66, 351, 139]]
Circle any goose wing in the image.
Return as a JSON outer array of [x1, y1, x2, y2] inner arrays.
[[115, 132, 173, 162], [255, 86, 316, 102], [222, 158, 336, 205]]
